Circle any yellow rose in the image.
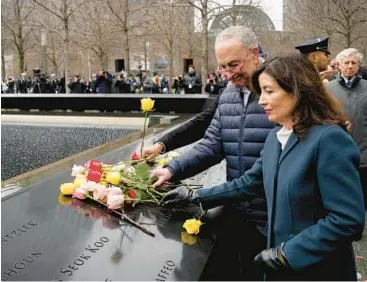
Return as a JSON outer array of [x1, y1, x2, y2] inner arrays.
[[99, 180, 108, 186], [181, 231, 198, 245], [106, 171, 121, 185], [74, 176, 87, 187], [58, 194, 72, 205], [140, 98, 155, 112], [60, 183, 76, 195], [158, 158, 169, 167], [183, 219, 202, 235]]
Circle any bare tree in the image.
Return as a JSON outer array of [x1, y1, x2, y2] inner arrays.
[[106, 0, 149, 74], [187, 0, 246, 89], [187, 0, 212, 89], [331, 0, 367, 47], [150, 2, 184, 85], [75, 0, 119, 70], [32, 0, 87, 92], [1, 0, 34, 74], [47, 32, 64, 76], [1, 35, 10, 79], [285, 0, 367, 50], [181, 6, 196, 59]]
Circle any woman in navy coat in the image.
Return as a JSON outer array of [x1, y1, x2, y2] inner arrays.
[[162, 55, 365, 280]]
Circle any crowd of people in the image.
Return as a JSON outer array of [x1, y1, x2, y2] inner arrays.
[[142, 26, 366, 281], [1, 64, 230, 95]]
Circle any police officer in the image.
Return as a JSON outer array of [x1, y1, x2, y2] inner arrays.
[[295, 37, 331, 72]]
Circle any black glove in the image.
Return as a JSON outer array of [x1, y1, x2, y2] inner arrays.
[[161, 186, 201, 208], [254, 243, 290, 271]]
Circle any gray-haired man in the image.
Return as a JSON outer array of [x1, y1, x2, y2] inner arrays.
[[326, 48, 367, 209]]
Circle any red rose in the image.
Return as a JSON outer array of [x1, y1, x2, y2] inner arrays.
[[84, 160, 102, 172], [87, 170, 102, 182], [125, 189, 138, 199], [130, 152, 141, 160]]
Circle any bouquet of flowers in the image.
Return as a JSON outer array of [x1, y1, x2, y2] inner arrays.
[[58, 98, 204, 239], [59, 152, 188, 236]]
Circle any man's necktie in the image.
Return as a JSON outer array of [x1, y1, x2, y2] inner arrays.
[[346, 80, 352, 88]]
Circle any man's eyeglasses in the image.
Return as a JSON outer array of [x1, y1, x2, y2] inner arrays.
[[217, 61, 245, 74]]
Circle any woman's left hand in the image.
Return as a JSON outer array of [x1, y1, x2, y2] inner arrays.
[[254, 243, 290, 271]]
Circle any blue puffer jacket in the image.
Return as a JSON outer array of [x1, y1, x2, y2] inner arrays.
[[167, 86, 275, 230]]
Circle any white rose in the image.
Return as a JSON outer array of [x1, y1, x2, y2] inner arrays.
[[71, 165, 86, 177], [112, 164, 126, 172], [81, 181, 106, 192], [126, 166, 136, 175]]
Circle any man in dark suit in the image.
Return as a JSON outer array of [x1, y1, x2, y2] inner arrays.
[[17, 72, 28, 93]]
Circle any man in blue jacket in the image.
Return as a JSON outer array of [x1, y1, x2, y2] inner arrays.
[[151, 26, 275, 280]]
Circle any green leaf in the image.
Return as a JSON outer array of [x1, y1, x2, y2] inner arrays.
[[135, 190, 148, 201], [135, 162, 150, 182]]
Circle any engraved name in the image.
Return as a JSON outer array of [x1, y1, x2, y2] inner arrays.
[[54, 236, 110, 279], [1, 252, 42, 281], [155, 260, 176, 281], [1, 222, 38, 246]]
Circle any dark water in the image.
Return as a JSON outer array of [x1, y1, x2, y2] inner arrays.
[[1, 124, 138, 180]]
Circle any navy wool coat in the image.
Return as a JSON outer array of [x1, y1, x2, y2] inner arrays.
[[199, 124, 365, 280]]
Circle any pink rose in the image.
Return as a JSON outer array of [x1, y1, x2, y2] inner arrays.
[[107, 187, 123, 196], [93, 186, 108, 201], [107, 194, 124, 210], [72, 187, 87, 200]]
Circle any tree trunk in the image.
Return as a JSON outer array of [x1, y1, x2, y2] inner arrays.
[[144, 35, 147, 71], [64, 21, 69, 93], [169, 45, 174, 91], [50, 37, 59, 76], [1, 46, 6, 79], [201, 3, 208, 93], [16, 1, 25, 74], [18, 52, 24, 74], [123, 30, 130, 74], [231, 0, 237, 26]]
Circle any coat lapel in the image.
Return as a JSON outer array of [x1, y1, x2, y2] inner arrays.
[[278, 132, 299, 165]]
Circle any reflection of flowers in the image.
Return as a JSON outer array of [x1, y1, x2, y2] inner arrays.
[[111, 250, 123, 264], [60, 197, 122, 230], [183, 219, 202, 235], [181, 231, 198, 245], [58, 194, 72, 205]]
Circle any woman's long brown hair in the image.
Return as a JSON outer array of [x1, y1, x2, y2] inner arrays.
[[252, 54, 348, 138]]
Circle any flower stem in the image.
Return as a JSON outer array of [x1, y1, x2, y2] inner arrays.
[[84, 194, 155, 237], [140, 111, 148, 157]]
